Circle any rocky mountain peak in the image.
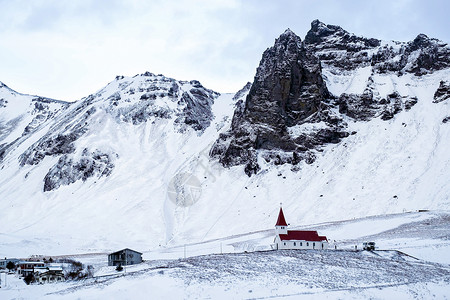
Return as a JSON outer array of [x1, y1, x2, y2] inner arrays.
[[279, 28, 298, 40], [266, 28, 302, 60], [407, 33, 441, 52], [305, 19, 343, 44], [211, 20, 449, 176], [305, 19, 380, 51], [211, 28, 347, 175]]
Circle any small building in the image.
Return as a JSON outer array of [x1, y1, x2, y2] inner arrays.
[[108, 248, 142, 266], [34, 266, 65, 284], [17, 261, 45, 277], [273, 207, 328, 250], [0, 258, 20, 269]]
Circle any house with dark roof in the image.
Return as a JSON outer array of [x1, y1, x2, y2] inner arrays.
[[108, 248, 142, 266], [273, 207, 328, 250]]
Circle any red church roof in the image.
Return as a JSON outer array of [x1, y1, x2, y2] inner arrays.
[[275, 207, 288, 226], [279, 230, 327, 242]]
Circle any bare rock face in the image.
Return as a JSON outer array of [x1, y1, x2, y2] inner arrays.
[[106, 74, 219, 132], [305, 20, 449, 76], [211, 29, 348, 175], [43, 149, 116, 192], [433, 81, 450, 103], [211, 20, 446, 175], [304, 20, 380, 71], [401, 34, 450, 75]]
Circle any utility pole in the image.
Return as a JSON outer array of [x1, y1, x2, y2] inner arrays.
[[220, 243, 223, 254], [184, 244, 186, 259]]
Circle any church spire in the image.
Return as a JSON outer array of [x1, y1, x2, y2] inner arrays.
[[275, 206, 288, 226]]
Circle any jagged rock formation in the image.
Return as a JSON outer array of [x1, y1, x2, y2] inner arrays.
[[43, 149, 116, 192], [211, 29, 348, 175], [304, 20, 380, 71], [305, 20, 449, 75], [433, 81, 450, 103], [211, 20, 449, 175], [103, 72, 219, 131]]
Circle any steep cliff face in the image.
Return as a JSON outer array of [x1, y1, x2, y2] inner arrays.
[[211, 20, 450, 175], [211, 29, 348, 175]]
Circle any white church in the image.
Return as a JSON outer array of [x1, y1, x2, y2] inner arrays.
[[273, 207, 328, 250]]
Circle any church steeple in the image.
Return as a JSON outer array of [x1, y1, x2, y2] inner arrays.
[[275, 207, 287, 226], [275, 206, 288, 234]]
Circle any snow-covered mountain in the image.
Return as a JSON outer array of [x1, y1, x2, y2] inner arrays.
[[0, 20, 449, 257]]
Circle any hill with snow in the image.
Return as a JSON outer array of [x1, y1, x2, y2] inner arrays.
[[0, 19, 449, 264]]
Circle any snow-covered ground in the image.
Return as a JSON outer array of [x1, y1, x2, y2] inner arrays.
[[1, 211, 449, 299]]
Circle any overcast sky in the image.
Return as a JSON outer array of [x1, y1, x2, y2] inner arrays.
[[1, 0, 449, 102]]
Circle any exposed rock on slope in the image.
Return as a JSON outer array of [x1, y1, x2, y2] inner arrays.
[[433, 80, 450, 103], [43, 149, 116, 192], [211, 29, 349, 175], [103, 73, 219, 131], [305, 20, 449, 75], [211, 20, 449, 175]]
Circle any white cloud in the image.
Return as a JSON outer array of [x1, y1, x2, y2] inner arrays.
[[0, 0, 448, 101]]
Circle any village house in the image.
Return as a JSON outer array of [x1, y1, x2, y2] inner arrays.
[[17, 261, 45, 277], [33, 266, 65, 284], [0, 258, 20, 269], [273, 207, 328, 250], [108, 248, 142, 266]]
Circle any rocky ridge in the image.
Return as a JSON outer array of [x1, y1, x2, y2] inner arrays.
[[211, 20, 449, 175]]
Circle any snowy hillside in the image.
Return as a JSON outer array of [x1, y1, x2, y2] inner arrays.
[[0, 19, 449, 264], [2, 211, 449, 299], [0, 82, 69, 161]]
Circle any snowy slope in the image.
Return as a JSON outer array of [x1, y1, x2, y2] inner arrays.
[[0, 82, 69, 159]]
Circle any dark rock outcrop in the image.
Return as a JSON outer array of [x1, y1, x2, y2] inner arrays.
[[401, 34, 450, 75], [211, 29, 347, 173], [211, 20, 446, 174], [433, 81, 450, 103], [106, 75, 219, 131], [43, 149, 116, 192], [175, 81, 218, 131], [305, 20, 380, 71], [305, 20, 449, 76], [19, 132, 82, 166]]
